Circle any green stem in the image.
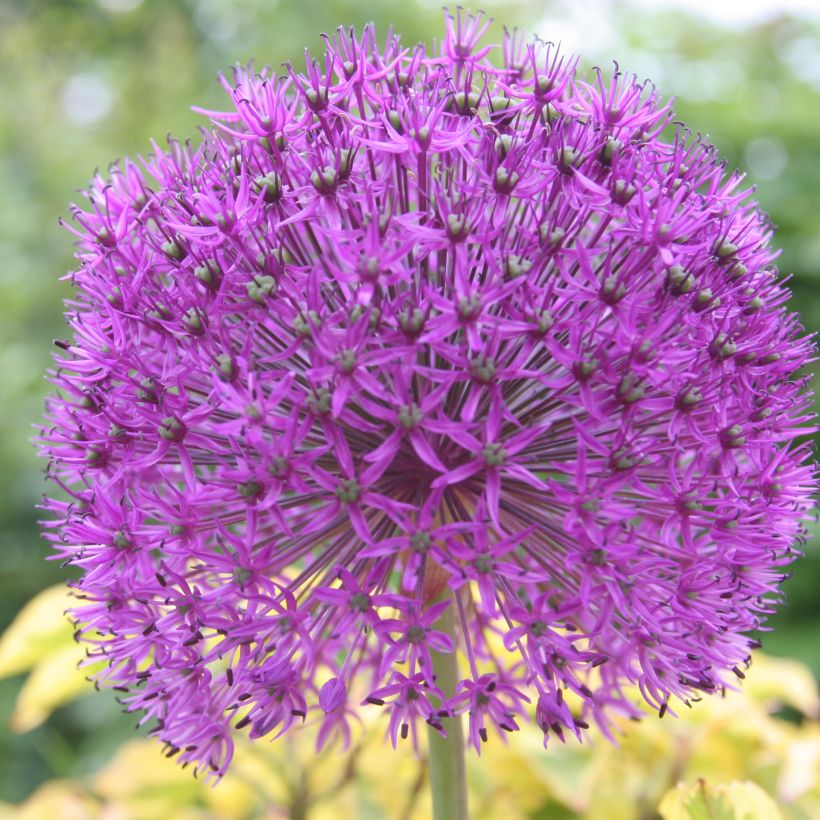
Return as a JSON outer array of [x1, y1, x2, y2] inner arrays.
[[427, 597, 468, 820]]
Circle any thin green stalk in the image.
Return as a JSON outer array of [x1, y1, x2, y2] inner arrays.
[[427, 596, 468, 820]]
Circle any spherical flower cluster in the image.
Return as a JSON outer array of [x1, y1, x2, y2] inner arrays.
[[41, 11, 816, 779]]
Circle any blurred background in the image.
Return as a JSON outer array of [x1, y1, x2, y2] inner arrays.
[[0, 0, 818, 816]]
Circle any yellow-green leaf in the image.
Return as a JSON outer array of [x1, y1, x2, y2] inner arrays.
[[0, 780, 99, 820], [0, 584, 74, 679], [10, 641, 101, 732], [743, 654, 820, 718], [658, 779, 782, 820]]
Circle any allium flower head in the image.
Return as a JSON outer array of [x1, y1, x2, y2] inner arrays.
[[41, 11, 816, 778]]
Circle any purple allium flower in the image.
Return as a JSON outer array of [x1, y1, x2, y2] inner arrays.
[[40, 10, 816, 779]]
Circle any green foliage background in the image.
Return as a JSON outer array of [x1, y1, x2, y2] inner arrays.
[[0, 0, 817, 811]]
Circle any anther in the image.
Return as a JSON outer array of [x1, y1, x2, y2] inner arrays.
[[675, 386, 703, 411], [693, 288, 720, 312], [112, 529, 131, 550], [469, 355, 497, 383], [532, 310, 553, 335], [215, 354, 236, 382], [446, 213, 469, 242], [268, 456, 290, 479], [457, 295, 482, 320], [310, 166, 338, 195], [600, 137, 621, 165], [482, 442, 507, 467], [542, 103, 560, 125], [232, 566, 253, 586], [158, 417, 186, 442], [557, 146, 579, 174], [666, 265, 694, 295], [410, 531, 431, 552], [573, 357, 598, 380], [293, 309, 321, 338], [349, 591, 369, 612], [601, 276, 626, 305], [449, 90, 480, 114], [183, 308, 203, 334], [536, 76, 555, 95], [359, 255, 380, 282], [709, 333, 736, 360], [504, 255, 532, 279], [719, 424, 746, 449], [610, 447, 638, 470], [161, 239, 185, 260], [307, 388, 331, 415], [254, 172, 282, 203], [714, 239, 738, 260], [237, 481, 264, 500], [336, 349, 357, 374], [247, 275, 276, 303], [616, 373, 644, 404], [540, 225, 565, 247], [194, 260, 222, 290], [398, 403, 423, 430], [399, 307, 426, 337], [494, 167, 520, 194], [612, 179, 636, 205], [494, 135, 512, 159]]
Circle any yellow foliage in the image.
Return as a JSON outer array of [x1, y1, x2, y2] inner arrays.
[[0, 585, 74, 679], [742, 656, 820, 718], [2, 590, 820, 819], [658, 779, 783, 820], [9, 642, 103, 733], [0, 781, 98, 820]]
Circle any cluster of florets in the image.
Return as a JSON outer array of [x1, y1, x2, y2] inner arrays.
[[40, 10, 815, 779]]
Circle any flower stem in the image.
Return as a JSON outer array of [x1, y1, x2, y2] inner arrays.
[[427, 597, 468, 820]]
